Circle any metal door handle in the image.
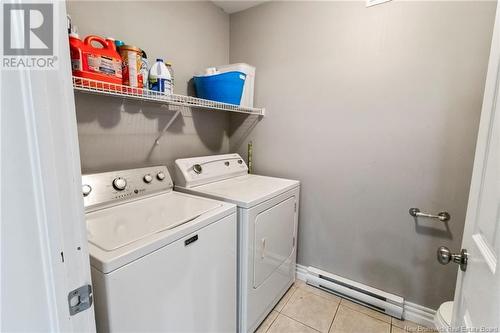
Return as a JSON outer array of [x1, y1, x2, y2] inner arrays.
[[437, 246, 468, 271], [409, 208, 451, 222]]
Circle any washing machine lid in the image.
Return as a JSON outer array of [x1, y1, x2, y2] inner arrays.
[[86, 192, 222, 252], [180, 174, 299, 208]]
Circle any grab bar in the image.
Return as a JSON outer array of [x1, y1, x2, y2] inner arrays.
[[409, 208, 450, 222]]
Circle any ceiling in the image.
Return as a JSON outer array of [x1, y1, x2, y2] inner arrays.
[[212, 1, 268, 14]]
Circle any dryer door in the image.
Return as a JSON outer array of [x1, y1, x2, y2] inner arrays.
[[253, 196, 296, 288]]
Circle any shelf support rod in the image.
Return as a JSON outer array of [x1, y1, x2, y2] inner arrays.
[[154, 108, 182, 145]]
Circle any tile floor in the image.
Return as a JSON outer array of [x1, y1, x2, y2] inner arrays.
[[255, 280, 436, 333]]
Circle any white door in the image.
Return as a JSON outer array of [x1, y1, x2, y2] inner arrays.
[[1, 0, 95, 331], [450, 2, 500, 329]]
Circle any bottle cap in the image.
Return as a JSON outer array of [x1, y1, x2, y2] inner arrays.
[[166, 61, 172, 66], [156, 58, 164, 62]]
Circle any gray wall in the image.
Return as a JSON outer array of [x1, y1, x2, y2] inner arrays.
[[67, 1, 231, 174], [68, 0, 496, 309], [229, 1, 495, 308]]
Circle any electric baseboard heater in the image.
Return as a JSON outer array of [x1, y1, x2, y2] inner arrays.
[[306, 266, 404, 319]]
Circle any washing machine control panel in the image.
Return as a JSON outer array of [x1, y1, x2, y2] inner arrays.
[[174, 153, 248, 188], [82, 166, 173, 211]]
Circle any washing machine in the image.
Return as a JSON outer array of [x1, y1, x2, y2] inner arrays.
[[174, 154, 300, 333], [82, 166, 237, 332]]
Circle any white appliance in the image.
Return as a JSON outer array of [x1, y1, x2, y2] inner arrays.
[[82, 166, 237, 332], [174, 154, 300, 333]]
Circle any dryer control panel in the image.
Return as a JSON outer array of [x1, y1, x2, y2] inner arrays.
[[82, 166, 173, 212], [174, 154, 248, 188]]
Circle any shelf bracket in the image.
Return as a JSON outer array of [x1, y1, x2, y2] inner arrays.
[[154, 107, 182, 145]]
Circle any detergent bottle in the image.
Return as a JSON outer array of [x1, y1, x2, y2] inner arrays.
[[68, 23, 84, 73], [78, 35, 122, 85]]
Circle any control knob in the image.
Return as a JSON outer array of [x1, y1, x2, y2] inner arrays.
[[143, 174, 153, 183], [157, 172, 166, 181], [82, 184, 92, 197], [113, 177, 127, 191], [193, 164, 202, 174]]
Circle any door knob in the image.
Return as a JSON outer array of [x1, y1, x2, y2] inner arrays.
[[437, 246, 468, 271]]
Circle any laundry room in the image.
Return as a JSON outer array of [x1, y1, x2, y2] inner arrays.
[[2, 1, 500, 333]]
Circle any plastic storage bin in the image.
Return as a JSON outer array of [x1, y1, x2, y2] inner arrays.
[[194, 71, 246, 105], [216, 63, 255, 108]]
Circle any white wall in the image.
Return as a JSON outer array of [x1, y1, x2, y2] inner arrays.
[[66, 1, 231, 174], [229, 1, 496, 308]]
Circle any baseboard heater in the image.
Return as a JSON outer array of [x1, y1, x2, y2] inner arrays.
[[306, 266, 404, 319]]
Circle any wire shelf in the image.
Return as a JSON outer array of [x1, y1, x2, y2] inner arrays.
[[72, 76, 265, 116]]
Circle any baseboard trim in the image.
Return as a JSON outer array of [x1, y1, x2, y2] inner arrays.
[[296, 263, 307, 282], [403, 300, 436, 329], [295, 264, 436, 328]]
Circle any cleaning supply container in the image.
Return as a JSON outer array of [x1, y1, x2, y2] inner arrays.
[[73, 35, 122, 86], [166, 61, 174, 93], [69, 29, 83, 72], [68, 15, 84, 73], [149, 58, 172, 93], [119, 44, 143, 88], [140, 50, 149, 89], [193, 71, 246, 105], [216, 63, 255, 107]]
